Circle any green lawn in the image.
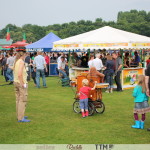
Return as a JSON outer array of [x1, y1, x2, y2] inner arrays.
[[0, 75, 150, 144]]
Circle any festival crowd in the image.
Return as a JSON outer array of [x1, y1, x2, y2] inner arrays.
[[0, 49, 150, 131]]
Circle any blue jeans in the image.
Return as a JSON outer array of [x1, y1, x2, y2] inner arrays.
[[79, 98, 88, 110], [106, 72, 113, 89], [58, 69, 68, 79], [36, 69, 47, 88], [6, 68, 13, 82], [4, 69, 9, 82]]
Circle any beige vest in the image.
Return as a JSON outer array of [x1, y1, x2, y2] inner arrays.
[[14, 59, 27, 84]]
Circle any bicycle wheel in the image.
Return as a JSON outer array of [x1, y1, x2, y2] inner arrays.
[[73, 101, 81, 113], [95, 100, 105, 114], [88, 101, 95, 116]]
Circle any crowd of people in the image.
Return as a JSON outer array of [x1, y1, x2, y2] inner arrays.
[[0, 50, 148, 92], [0, 49, 150, 130]]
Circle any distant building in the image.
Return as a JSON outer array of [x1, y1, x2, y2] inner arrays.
[[0, 39, 13, 50]]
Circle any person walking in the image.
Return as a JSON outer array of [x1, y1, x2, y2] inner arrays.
[[13, 47, 30, 122], [131, 75, 150, 129], [33, 51, 48, 88], [145, 64, 150, 131], [112, 53, 123, 92]]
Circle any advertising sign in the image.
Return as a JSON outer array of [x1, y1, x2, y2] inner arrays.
[[122, 68, 144, 89]]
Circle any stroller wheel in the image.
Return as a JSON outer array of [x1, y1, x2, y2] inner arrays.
[[88, 102, 95, 116], [73, 101, 81, 113], [95, 100, 105, 114]]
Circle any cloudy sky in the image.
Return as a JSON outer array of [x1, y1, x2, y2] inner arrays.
[[0, 0, 149, 29]]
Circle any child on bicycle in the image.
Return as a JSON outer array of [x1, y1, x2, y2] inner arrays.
[[79, 79, 97, 118], [132, 75, 150, 129]]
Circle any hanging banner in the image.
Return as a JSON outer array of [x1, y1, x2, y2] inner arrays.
[[132, 43, 150, 47], [83, 43, 128, 47], [54, 44, 79, 48]]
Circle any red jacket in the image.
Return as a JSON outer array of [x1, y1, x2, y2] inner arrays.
[[45, 56, 50, 64]]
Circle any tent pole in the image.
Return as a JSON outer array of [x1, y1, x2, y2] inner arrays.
[[87, 49, 90, 59]]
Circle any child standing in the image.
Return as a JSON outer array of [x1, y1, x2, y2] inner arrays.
[[79, 79, 97, 118], [132, 75, 150, 129]]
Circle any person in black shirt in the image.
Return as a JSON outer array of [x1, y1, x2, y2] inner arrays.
[[81, 53, 88, 68], [146, 64, 150, 96], [104, 55, 115, 93], [2, 55, 9, 82], [145, 64, 150, 131]]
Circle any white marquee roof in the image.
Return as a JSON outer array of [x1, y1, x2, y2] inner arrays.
[[53, 26, 150, 50]]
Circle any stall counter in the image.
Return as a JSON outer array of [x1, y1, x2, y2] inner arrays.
[[69, 66, 89, 80]]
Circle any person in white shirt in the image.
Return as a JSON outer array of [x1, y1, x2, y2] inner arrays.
[[93, 53, 103, 71], [58, 57, 68, 79], [33, 51, 48, 88], [57, 53, 67, 63], [57, 55, 62, 63], [88, 54, 94, 68]]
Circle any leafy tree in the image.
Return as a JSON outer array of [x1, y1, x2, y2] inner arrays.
[[0, 9, 150, 43]]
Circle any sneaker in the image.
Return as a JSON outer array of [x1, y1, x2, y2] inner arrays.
[[110, 90, 113, 93], [43, 86, 48, 88], [9, 81, 13, 85], [117, 90, 123, 92], [18, 118, 31, 122]]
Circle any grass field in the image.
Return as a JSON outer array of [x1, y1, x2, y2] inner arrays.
[[0, 75, 150, 144]]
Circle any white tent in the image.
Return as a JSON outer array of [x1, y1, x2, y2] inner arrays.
[[53, 26, 150, 50]]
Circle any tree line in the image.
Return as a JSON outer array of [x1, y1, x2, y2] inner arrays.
[[0, 10, 150, 43]]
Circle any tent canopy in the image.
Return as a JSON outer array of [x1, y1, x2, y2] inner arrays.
[[53, 26, 150, 50], [0, 46, 11, 50], [26, 32, 61, 52], [0, 39, 13, 46], [11, 41, 29, 47]]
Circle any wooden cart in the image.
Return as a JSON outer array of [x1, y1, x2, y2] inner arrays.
[[73, 73, 108, 115]]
